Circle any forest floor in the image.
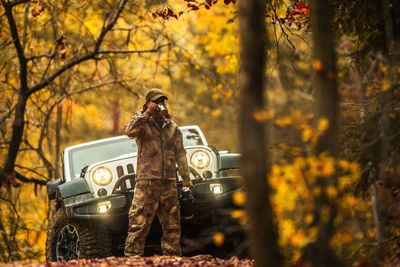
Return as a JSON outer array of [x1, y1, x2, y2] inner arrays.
[[0, 255, 254, 267]]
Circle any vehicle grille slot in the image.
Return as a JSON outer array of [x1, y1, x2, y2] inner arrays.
[[127, 164, 134, 174], [116, 166, 124, 178]]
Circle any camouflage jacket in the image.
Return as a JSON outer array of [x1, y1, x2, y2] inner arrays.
[[124, 111, 190, 182]]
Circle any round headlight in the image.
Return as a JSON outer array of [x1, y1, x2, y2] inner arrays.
[[190, 151, 210, 169], [92, 167, 113, 186]]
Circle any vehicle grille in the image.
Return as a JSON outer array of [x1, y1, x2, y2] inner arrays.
[[116, 163, 134, 178], [114, 164, 135, 192]]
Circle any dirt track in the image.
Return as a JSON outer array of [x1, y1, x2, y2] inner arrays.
[[1, 256, 254, 267]]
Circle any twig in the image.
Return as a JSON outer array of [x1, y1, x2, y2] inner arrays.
[[14, 171, 47, 186]]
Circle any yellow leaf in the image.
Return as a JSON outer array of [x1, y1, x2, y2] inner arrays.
[[231, 209, 246, 218], [212, 93, 220, 100], [308, 227, 318, 242], [275, 116, 292, 127], [313, 59, 323, 71], [281, 219, 295, 241], [312, 186, 321, 197], [253, 109, 274, 122], [337, 232, 352, 244], [213, 232, 225, 246], [367, 229, 376, 239], [318, 117, 329, 132], [290, 231, 306, 247], [232, 190, 246, 206], [326, 185, 337, 199], [321, 160, 335, 177], [305, 214, 314, 225], [211, 108, 222, 117], [302, 128, 313, 142], [338, 159, 349, 169]]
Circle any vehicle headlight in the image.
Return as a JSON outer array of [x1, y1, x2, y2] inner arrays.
[[190, 151, 210, 169], [210, 183, 223, 195], [92, 167, 113, 186]]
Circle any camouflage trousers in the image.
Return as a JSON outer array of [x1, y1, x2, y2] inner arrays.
[[124, 179, 181, 256]]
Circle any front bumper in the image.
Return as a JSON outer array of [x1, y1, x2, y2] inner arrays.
[[62, 176, 243, 227], [64, 193, 132, 220]]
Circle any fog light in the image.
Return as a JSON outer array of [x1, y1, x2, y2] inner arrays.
[[203, 170, 213, 179], [210, 183, 223, 195], [97, 201, 111, 214]]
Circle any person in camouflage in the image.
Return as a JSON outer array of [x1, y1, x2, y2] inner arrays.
[[124, 88, 193, 256]]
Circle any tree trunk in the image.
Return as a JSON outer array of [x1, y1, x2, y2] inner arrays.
[[381, 0, 394, 81], [238, 0, 282, 266], [0, 2, 28, 187], [54, 102, 62, 179], [112, 99, 121, 135], [302, 0, 339, 265]]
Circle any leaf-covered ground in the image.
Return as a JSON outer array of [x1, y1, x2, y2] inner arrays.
[[1, 256, 254, 267]]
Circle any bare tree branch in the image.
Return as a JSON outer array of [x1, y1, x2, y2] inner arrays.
[[0, 40, 13, 49], [27, 0, 129, 96], [0, 105, 16, 125], [21, 1, 29, 51], [27, 53, 55, 62], [15, 171, 47, 186], [0, 216, 11, 261], [8, 0, 29, 8], [97, 45, 168, 55]]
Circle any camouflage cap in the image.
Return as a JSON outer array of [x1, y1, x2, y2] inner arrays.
[[145, 88, 168, 101]]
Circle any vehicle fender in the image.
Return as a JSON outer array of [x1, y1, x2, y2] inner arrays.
[[57, 178, 91, 199], [46, 179, 62, 200], [218, 153, 241, 170]]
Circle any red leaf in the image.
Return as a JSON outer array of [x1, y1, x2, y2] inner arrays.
[[295, 3, 306, 9]]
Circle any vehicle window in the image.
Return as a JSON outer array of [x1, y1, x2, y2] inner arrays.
[[181, 128, 204, 146], [69, 138, 137, 178]]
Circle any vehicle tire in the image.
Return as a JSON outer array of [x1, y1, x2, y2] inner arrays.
[[46, 209, 112, 261]]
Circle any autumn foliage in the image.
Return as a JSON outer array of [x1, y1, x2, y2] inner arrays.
[[0, 0, 400, 266]]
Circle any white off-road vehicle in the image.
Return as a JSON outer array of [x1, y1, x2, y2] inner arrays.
[[45, 125, 244, 261]]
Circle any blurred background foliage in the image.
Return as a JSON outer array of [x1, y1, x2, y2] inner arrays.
[[1, 0, 400, 265]]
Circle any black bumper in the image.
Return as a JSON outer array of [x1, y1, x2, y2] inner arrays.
[[63, 177, 243, 231]]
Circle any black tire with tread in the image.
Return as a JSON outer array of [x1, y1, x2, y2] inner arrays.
[[46, 209, 112, 261]]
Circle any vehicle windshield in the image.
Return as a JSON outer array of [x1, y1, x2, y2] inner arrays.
[[67, 127, 204, 178], [181, 128, 204, 147]]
